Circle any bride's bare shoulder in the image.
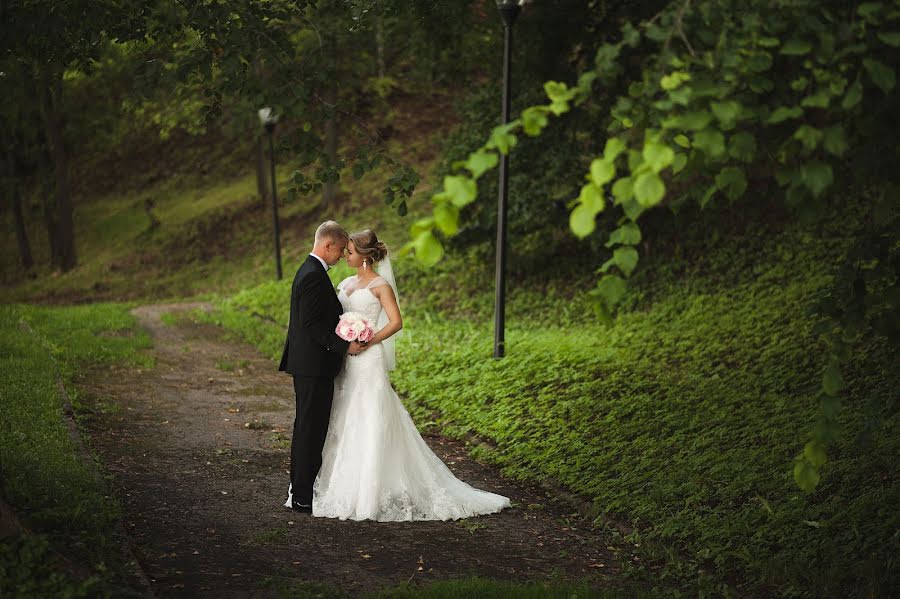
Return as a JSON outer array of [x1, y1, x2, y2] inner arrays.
[[364, 275, 389, 289], [337, 275, 358, 291]]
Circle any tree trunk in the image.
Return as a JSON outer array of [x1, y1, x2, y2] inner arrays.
[[255, 134, 269, 202], [34, 136, 62, 267], [37, 64, 76, 271], [323, 31, 339, 207], [250, 54, 269, 204], [376, 12, 386, 80], [11, 183, 33, 271], [2, 137, 33, 271]]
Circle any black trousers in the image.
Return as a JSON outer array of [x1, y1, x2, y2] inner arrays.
[[289, 375, 334, 507]]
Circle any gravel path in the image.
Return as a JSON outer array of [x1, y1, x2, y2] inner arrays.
[[78, 303, 620, 597]]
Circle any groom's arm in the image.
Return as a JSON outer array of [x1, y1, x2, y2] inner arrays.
[[298, 272, 351, 354]]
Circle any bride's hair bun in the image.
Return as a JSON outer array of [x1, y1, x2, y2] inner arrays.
[[372, 241, 388, 262], [350, 229, 388, 262]]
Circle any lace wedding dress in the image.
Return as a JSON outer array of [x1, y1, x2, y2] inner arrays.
[[309, 274, 511, 521]]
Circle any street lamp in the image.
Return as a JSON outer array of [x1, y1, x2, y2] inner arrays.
[[258, 107, 283, 281], [494, 0, 522, 359]]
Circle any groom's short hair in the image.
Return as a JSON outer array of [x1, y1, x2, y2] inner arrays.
[[314, 221, 349, 245]]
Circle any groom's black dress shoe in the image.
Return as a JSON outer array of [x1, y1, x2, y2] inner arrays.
[[290, 503, 312, 513]]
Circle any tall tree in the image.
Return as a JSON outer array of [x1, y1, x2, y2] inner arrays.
[[2, 0, 147, 271]]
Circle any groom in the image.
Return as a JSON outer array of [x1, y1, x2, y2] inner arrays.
[[279, 221, 368, 512]]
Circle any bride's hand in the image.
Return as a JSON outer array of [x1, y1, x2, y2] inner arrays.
[[347, 341, 369, 355]]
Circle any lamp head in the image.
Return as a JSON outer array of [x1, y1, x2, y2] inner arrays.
[[258, 107, 278, 132], [496, 0, 522, 26]]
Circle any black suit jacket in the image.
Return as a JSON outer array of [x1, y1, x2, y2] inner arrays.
[[278, 255, 350, 378]]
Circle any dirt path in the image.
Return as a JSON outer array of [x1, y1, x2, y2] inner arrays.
[[79, 303, 621, 597]]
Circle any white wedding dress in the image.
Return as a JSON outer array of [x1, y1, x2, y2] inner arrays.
[[308, 274, 511, 521]]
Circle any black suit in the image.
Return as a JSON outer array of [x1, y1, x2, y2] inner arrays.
[[279, 255, 350, 507]]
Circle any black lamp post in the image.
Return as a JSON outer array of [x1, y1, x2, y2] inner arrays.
[[494, 0, 521, 359], [259, 107, 283, 281]]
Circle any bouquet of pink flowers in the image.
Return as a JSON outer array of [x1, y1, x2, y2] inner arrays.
[[335, 311, 375, 343]]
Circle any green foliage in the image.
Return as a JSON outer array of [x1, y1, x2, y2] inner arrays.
[[0, 535, 102, 598], [0, 302, 152, 595], [406, 0, 900, 492], [371, 577, 615, 599], [208, 195, 897, 597]]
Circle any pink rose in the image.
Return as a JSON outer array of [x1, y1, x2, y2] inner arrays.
[[336, 320, 358, 341], [358, 327, 374, 343]]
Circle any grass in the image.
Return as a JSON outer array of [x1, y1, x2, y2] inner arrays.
[[0, 94, 446, 306], [201, 193, 898, 597], [0, 302, 152, 597], [261, 576, 621, 599]]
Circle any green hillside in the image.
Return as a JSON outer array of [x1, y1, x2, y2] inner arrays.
[[199, 192, 897, 596]]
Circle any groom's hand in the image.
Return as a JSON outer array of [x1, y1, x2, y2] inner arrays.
[[347, 341, 369, 355]]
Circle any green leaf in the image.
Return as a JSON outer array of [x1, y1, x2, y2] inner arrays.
[[634, 172, 665, 206], [544, 80, 577, 102], [747, 50, 773, 72], [613, 247, 639, 277], [842, 79, 863, 110], [433, 202, 459, 236], [642, 142, 675, 172], [711, 101, 742, 127], [857, 2, 883, 22], [660, 71, 691, 90], [715, 167, 748, 201], [570, 202, 598, 238], [863, 58, 896, 94], [822, 125, 848, 156], [793, 459, 820, 492], [487, 122, 519, 154], [699, 185, 717, 208], [803, 441, 827, 468], [672, 152, 688, 174], [576, 182, 605, 212], [464, 149, 499, 178], [800, 161, 834, 197], [414, 231, 443, 267], [669, 86, 692, 106], [590, 159, 616, 187], [604, 137, 626, 161], [410, 217, 435, 238], [444, 175, 477, 207], [621, 198, 645, 220], [594, 42, 622, 71], [729, 132, 756, 162], [780, 39, 812, 55], [627, 149, 643, 172], [793, 125, 823, 152], [621, 22, 640, 47], [521, 106, 550, 136], [606, 222, 642, 247], [801, 89, 831, 109], [664, 110, 713, 131], [822, 359, 846, 395], [693, 129, 726, 158], [612, 177, 634, 203], [674, 134, 691, 148], [544, 81, 577, 115], [767, 106, 803, 124], [596, 275, 627, 306], [877, 32, 900, 47]]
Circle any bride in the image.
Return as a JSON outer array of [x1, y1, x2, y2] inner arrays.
[[307, 229, 511, 521]]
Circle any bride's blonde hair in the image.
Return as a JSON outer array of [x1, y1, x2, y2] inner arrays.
[[349, 229, 388, 263]]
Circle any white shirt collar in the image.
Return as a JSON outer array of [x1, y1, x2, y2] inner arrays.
[[309, 252, 329, 271]]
